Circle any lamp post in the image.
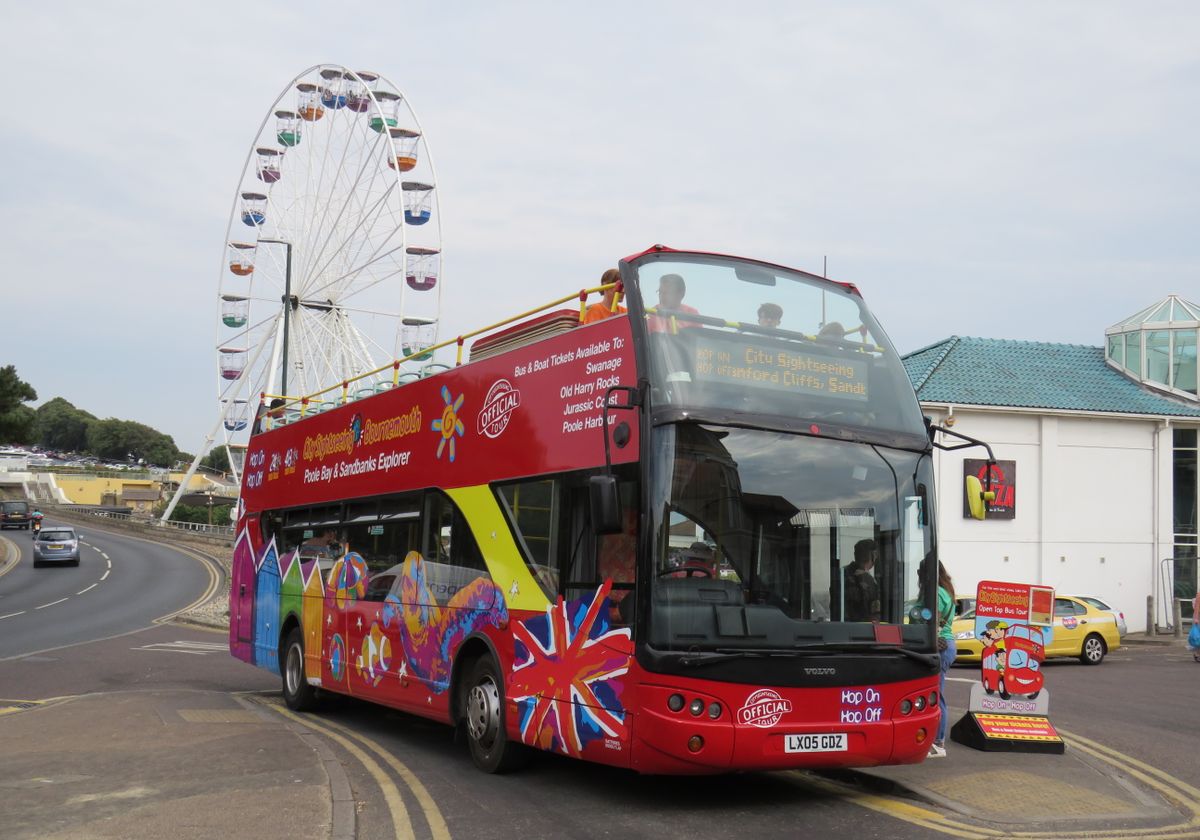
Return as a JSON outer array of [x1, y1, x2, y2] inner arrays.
[[257, 238, 295, 396]]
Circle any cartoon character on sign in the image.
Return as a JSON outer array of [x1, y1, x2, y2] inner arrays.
[[980, 620, 1008, 696]]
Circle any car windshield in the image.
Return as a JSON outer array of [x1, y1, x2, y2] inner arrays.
[[40, 530, 74, 541], [2, 502, 27, 512], [1079, 597, 1111, 611], [645, 423, 938, 652], [630, 253, 927, 440]]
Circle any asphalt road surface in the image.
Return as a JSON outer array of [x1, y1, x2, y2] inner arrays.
[[2, 527, 1198, 840], [0, 520, 217, 660]]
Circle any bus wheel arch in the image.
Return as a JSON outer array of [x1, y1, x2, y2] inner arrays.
[[450, 636, 495, 726]]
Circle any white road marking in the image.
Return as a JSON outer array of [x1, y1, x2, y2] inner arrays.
[[100, 569, 110, 581], [133, 641, 226, 655], [105, 558, 111, 569], [0, 611, 27, 620], [947, 677, 977, 684], [76, 584, 98, 595], [35, 598, 69, 610]]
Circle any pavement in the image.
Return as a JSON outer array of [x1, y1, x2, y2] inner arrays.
[[841, 634, 1200, 838], [0, 689, 349, 840]]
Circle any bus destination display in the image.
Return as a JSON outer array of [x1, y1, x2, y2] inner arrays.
[[690, 334, 869, 401]]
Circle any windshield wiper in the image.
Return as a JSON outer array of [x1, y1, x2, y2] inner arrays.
[[677, 648, 836, 667], [812, 642, 938, 665]]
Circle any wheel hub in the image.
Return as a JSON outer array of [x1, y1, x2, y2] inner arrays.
[[467, 677, 500, 745], [286, 643, 303, 696]]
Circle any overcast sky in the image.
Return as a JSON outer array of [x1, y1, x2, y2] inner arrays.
[[2, 2, 1197, 455]]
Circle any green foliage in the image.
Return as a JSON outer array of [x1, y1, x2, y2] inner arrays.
[[35, 397, 96, 451], [163, 500, 233, 525], [201, 445, 231, 474], [0, 365, 38, 444], [86, 418, 181, 467]]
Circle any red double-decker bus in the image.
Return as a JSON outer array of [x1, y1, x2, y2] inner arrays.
[[230, 245, 953, 774]]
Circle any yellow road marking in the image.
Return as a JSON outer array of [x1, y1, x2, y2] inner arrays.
[[793, 772, 1004, 838], [797, 725, 1200, 840], [309, 714, 452, 840], [254, 698, 416, 840]]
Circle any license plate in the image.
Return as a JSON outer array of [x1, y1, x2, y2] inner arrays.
[[48, 544, 64, 550], [784, 733, 848, 753]]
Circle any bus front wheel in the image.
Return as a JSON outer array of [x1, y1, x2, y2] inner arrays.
[[282, 627, 318, 711], [464, 656, 529, 773]]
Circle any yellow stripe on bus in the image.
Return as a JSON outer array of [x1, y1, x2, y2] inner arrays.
[[446, 484, 551, 613]]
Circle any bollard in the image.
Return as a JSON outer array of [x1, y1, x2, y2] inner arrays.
[[1173, 598, 1183, 638], [1146, 595, 1154, 636]]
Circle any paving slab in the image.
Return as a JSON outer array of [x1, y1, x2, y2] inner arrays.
[[0, 690, 334, 840]]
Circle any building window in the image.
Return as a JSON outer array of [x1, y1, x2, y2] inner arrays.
[[1173, 329, 1197, 395], [1174, 428, 1198, 618]]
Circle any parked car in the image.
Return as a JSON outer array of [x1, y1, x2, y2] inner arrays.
[[1, 500, 31, 529], [953, 594, 1121, 666], [32, 527, 81, 567], [1072, 595, 1127, 637]]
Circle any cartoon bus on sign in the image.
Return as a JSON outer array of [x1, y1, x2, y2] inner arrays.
[[981, 622, 1046, 700]]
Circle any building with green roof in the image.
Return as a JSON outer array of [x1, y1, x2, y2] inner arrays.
[[903, 296, 1199, 634]]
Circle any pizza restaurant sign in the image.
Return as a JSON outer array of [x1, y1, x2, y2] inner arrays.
[[964, 459, 1016, 519]]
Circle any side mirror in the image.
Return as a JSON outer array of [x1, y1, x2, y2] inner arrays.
[[589, 475, 622, 535], [964, 475, 996, 520]]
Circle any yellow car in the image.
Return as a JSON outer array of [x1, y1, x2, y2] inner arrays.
[[953, 595, 1122, 665]]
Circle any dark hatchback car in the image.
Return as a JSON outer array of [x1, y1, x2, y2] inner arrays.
[[33, 527, 81, 567], [2, 500, 31, 529]]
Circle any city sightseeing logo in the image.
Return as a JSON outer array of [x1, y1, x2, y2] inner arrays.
[[350, 414, 364, 447], [737, 688, 793, 728], [431, 386, 465, 462], [477, 379, 521, 439]]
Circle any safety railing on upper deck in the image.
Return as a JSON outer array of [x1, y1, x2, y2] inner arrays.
[[258, 281, 624, 430]]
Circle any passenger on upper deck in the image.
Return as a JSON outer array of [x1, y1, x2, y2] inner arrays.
[[757, 302, 783, 328], [584, 268, 627, 323], [646, 273, 700, 334]]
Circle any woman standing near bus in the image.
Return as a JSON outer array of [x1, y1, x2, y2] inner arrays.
[[928, 561, 956, 757]]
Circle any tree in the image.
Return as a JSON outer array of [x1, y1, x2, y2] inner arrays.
[[0, 365, 38, 445], [86, 419, 181, 467], [35, 397, 96, 452], [201, 445, 231, 475], [160, 500, 233, 525]]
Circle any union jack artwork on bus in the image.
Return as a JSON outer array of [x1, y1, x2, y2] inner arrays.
[[509, 581, 633, 757]]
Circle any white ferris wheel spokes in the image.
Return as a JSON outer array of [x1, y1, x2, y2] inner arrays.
[[200, 64, 443, 495], [218, 67, 441, 399]]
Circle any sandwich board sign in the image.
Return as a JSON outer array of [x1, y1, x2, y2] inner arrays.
[[951, 580, 1064, 754]]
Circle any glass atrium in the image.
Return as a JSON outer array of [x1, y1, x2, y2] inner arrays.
[[1105, 295, 1199, 398]]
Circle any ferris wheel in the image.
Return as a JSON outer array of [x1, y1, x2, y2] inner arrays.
[[215, 65, 442, 469], [166, 65, 442, 517]]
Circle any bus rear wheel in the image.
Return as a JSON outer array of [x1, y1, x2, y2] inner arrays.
[[282, 628, 318, 711], [464, 655, 528, 773]]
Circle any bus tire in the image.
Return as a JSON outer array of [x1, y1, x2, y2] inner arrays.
[[464, 655, 529, 773], [282, 627, 318, 711]]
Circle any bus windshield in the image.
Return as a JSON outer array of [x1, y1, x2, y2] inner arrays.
[[630, 253, 926, 440], [646, 423, 936, 652]]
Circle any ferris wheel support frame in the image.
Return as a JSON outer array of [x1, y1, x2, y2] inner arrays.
[[258, 237, 295, 395]]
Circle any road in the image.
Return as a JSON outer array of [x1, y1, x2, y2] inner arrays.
[[0, 519, 217, 660], [1, 528, 1198, 839]]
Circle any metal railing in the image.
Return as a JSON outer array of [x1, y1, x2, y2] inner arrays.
[[64, 505, 235, 537], [259, 281, 622, 427]]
